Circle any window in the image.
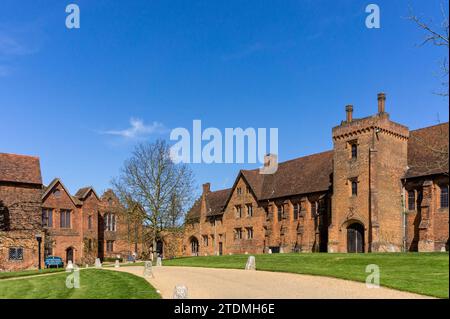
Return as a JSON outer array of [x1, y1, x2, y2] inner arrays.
[[234, 228, 242, 240], [293, 203, 300, 220], [42, 208, 53, 228], [237, 187, 242, 195], [246, 204, 253, 217], [441, 185, 449, 208], [351, 180, 358, 196], [106, 240, 114, 252], [277, 205, 283, 221], [53, 189, 61, 198], [246, 186, 250, 193], [246, 227, 254, 239], [105, 213, 116, 231], [202, 235, 209, 246], [44, 243, 53, 257], [88, 239, 93, 251], [235, 205, 242, 218], [408, 190, 416, 211], [60, 210, 71, 228], [351, 143, 357, 159], [311, 201, 317, 217], [9, 248, 23, 260], [88, 215, 93, 229]]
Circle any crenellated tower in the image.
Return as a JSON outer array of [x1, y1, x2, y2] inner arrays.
[[328, 93, 410, 253]]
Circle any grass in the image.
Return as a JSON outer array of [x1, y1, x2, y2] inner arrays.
[[163, 252, 449, 298], [0, 267, 65, 280], [0, 269, 160, 299]]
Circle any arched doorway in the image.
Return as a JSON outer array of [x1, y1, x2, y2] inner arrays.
[[66, 247, 74, 263], [156, 240, 164, 257], [347, 223, 364, 253], [190, 237, 199, 256]]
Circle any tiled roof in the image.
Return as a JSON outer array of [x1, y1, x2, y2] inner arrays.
[[242, 150, 334, 200], [42, 178, 82, 206], [74, 186, 99, 200], [205, 188, 232, 216], [0, 153, 42, 185], [185, 188, 231, 221], [406, 122, 449, 178]]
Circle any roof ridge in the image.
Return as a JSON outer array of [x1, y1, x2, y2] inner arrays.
[[410, 121, 449, 133]]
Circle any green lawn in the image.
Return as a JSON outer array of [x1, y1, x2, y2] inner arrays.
[[163, 253, 449, 298], [0, 269, 160, 299], [0, 267, 65, 280]]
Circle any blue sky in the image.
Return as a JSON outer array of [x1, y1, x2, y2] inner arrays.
[[1, 0, 448, 198]]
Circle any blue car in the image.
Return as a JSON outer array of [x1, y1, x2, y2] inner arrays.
[[44, 256, 64, 268]]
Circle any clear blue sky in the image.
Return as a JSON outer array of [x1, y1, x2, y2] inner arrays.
[[1, 0, 448, 197]]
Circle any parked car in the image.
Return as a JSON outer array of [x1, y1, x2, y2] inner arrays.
[[44, 256, 64, 268]]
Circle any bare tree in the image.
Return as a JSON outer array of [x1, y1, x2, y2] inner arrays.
[[407, 0, 449, 96], [113, 139, 194, 259]]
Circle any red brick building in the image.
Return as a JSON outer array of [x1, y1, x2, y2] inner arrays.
[[1, 157, 144, 271], [0, 154, 43, 271], [184, 94, 449, 255]]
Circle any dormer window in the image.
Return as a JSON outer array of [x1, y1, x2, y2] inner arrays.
[[53, 189, 61, 198]]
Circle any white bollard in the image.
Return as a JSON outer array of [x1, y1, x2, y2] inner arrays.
[[173, 285, 188, 299], [245, 256, 256, 270], [66, 260, 74, 272], [95, 258, 102, 268]]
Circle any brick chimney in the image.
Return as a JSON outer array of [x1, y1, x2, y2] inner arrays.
[[202, 183, 211, 195], [377, 92, 386, 114], [346, 105, 353, 123]]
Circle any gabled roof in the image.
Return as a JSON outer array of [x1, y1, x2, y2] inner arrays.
[[42, 178, 82, 206], [185, 188, 231, 222], [74, 186, 100, 201], [0, 153, 42, 185], [406, 122, 449, 178], [235, 151, 333, 202], [205, 188, 232, 216]]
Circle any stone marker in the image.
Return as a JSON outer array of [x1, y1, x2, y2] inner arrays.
[[173, 285, 188, 299], [115, 260, 120, 268], [279, 247, 284, 254], [156, 257, 162, 267], [268, 248, 272, 254], [85, 264, 89, 268], [95, 258, 102, 268], [245, 256, 256, 270], [441, 247, 447, 252], [143, 261, 154, 278], [66, 260, 74, 272]]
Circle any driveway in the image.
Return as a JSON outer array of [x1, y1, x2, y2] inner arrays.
[[113, 266, 432, 299]]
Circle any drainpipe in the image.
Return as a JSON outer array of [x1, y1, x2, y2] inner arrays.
[[401, 178, 407, 252]]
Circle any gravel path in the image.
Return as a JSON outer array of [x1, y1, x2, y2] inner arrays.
[[113, 266, 432, 299]]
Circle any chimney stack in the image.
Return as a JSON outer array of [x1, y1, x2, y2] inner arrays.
[[202, 183, 211, 194], [345, 105, 353, 122], [377, 92, 386, 113]]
